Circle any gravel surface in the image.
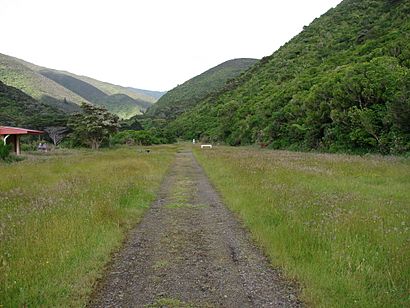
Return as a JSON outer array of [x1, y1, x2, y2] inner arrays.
[[88, 150, 302, 307]]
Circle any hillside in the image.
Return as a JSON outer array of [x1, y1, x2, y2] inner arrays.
[[146, 58, 258, 119], [0, 80, 66, 128], [0, 54, 82, 112], [39, 69, 153, 118], [171, 0, 410, 154], [55, 72, 159, 105], [127, 87, 165, 100], [0, 53, 160, 118]]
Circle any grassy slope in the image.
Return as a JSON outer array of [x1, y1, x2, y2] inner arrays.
[[127, 87, 166, 100], [39, 69, 151, 119], [0, 53, 158, 118], [45, 70, 158, 118], [73, 74, 157, 104], [0, 81, 66, 128], [0, 146, 176, 306], [0, 53, 83, 112], [11, 54, 158, 105], [146, 58, 258, 119], [195, 146, 410, 307], [174, 0, 410, 153]]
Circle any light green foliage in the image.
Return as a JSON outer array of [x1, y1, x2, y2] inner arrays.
[[0, 146, 176, 306], [195, 146, 410, 307], [173, 0, 410, 154], [68, 103, 120, 149]]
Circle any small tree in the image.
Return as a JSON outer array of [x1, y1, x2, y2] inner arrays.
[[44, 126, 70, 146], [68, 103, 119, 149]]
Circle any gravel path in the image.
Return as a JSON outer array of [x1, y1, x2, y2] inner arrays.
[[88, 150, 302, 307]]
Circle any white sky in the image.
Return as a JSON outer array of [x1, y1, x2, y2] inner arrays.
[[0, 0, 342, 91]]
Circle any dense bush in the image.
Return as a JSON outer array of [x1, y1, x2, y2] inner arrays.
[[168, 0, 410, 154], [111, 130, 158, 146], [0, 142, 11, 160]]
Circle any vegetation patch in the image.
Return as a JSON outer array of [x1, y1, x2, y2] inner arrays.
[[194, 146, 410, 307], [152, 260, 170, 271], [170, 0, 410, 154], [0, 146, 176, 307]]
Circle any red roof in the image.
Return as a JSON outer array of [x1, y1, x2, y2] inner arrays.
[[0, 126, 44, 135]]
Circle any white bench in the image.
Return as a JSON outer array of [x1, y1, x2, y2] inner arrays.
[[201, 144, 212, 149]]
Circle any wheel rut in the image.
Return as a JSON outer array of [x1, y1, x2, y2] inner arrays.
[[88, 150, 302, 307]]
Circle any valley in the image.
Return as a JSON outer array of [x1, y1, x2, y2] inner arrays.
[[0, 0, 409, 307], [0, 145, 408, 307]]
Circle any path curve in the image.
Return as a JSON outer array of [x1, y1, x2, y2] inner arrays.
[[89, 150, 301, 307]]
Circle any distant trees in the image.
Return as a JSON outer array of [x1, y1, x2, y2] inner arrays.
[[69, 103, 119, 150]]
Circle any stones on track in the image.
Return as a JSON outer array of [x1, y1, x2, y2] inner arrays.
[[88, 150, 301, 307]]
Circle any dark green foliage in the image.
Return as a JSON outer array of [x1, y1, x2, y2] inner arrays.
[[68, 103, 120, 149], [0, 81, 68, 129], [171, 0, 410, 154], [0, 142, 11, 160], [146, 59, 258, 120], [138, 117, 177, 144], [111, 130, 158, 146], [120, 117, 144, 131]]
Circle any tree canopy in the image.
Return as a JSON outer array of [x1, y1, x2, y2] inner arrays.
[[68, 103, 119, 149], [165, 0, 410, 154]]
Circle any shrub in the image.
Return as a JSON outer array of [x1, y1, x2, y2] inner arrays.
[[111, 130, 158, 146], [0, 142, 11, 160]]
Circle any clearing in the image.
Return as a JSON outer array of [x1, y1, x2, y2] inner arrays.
[[89, 149, 301, 307]]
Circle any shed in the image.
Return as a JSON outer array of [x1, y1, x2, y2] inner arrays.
[[0, 126, 44, 155]]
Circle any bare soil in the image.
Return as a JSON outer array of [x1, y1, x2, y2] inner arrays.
[[88, 150, 302, 307]]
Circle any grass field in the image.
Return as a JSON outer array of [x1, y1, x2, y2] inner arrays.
[[194, 146, 410, 308], [0, 146, 176, 306]]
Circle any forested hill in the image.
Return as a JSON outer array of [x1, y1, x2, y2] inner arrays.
[[145, 58, 258, 119], [0, 81, 66, 129], [171, 0, 410, 154]]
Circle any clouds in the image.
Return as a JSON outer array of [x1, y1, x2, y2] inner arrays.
[[0, 0, 342, 91]]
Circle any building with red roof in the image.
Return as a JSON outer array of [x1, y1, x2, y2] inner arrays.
[[0, 126, 44, 155]]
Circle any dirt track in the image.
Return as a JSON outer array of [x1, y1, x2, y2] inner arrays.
[[89, 149, 301, 307]]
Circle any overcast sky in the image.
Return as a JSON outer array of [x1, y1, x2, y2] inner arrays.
[[1, 0, 343, 91]]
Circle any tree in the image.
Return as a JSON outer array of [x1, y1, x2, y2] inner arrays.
[[68, 103, 119, 150], [44, 126, 70, 146]]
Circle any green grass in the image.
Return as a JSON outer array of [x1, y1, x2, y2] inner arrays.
[[0, 146, 176, 306], [194, 146, 410, 307]]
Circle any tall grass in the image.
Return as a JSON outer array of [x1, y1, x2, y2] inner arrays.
[[194, 147, 410, 307], [0, 146, 176, 306]]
